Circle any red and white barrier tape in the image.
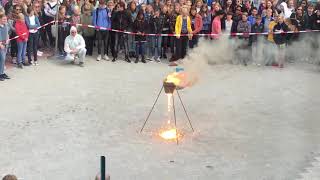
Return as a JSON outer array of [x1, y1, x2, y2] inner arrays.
[[1, 20, 319, 44], [66, 21, 320, 36]]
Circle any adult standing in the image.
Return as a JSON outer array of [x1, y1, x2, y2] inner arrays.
[[0, 13, 10, 81], [111, 2, 131, 63], [173, 5, 192, 65], [93, 0, 111, 61]]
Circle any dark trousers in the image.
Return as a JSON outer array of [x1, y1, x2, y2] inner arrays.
[[84, 35, 94, 56], [96, 30, 109, 55], [189, 35, 199, 48], [161, 30, 169, 57], [175, 36, 188, 60], [112, 32, 129, 58], [58, 28, 69, 54], [44, 16, 55, 47], [10, 32, 17, 57], [27, 32, 39, 62], [39, 28, 48, 48], [135, 41, 146, 57]]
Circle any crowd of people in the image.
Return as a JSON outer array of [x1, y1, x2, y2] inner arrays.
[[0, 0, 320, 80]]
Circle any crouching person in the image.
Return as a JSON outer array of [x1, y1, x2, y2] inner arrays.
[[64, 26, 87, 67]]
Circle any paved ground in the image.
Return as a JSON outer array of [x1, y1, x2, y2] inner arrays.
[[1, 56, 320, 180]]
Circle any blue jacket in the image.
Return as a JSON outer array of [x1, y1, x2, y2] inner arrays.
[[25, 15, 41, 32], [248, 15, 256, 26], [92, 7, 111, 30]]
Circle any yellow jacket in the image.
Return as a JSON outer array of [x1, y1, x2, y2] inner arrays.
[[175, 15, 193, 38], [267, 21, 277, 43]]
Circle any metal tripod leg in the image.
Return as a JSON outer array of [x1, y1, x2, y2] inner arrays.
[[140, 86, 164, 132], [176, 90, 194, 132], [172, 94, 178, 145]]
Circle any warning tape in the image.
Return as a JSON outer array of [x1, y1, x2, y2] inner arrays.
[[65, 21, 320, 36], [1, 20, 319, 44]]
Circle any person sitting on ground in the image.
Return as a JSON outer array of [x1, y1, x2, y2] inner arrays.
[[64, 26, 87, 67], [2, 174, 18, 180]]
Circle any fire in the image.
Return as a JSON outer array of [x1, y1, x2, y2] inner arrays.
[[159, 128, 177, 140], [165, 71, 187, 88]]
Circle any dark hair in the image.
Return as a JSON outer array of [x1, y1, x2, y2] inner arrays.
[[252, 7, 258, 11], [118, 1, 126, 9], [227, 11, 233, 16], [137, 9, 144, 20], [27, 6, 34, 14], [216, 9, 224, 16]]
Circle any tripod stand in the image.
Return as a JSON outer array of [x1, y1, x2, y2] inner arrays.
[[140, 85, 194, 145]]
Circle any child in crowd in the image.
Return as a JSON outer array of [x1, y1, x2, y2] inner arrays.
[[133, 10, 147, 63], [25, 6, 40, 65], [15, 12, 29, 68]]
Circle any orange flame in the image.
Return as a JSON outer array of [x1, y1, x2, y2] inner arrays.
[[159, 128, 177, 140]]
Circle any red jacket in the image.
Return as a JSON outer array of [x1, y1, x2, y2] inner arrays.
[[192, 14, 203, 34], [15, 20, 29, 42]]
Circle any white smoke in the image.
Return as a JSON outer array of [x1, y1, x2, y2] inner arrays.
[[179, 32, 320, 86]]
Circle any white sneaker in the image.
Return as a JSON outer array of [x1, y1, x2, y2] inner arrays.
[[156, 57, 161, 63], [97, 55, 101, 61], [34, 61, 39, 66], [30, 61, 34, 65], [103, 55, 109, 61], [150, 56, 155, 61], [37, 51, 43, 57]]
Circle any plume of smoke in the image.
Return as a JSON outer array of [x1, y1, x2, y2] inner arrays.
[[179, 32, 320, 87]]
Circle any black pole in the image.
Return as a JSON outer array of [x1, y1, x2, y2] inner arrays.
[[172, 94, 178, 145], [176, 90, 194, 132], [140, 86, 164, 132], [100, 156, 105, 180]]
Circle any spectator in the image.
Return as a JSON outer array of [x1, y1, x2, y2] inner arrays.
[[133, 10, 147, 63], [80, 2, 95, 56], [168, 2, 180, 62], [144, 4, 153, 60], [150, 8, 163, 62], [303, 4, 315, 30], [43, 0, 58, 47], [71, 5, 81, 32], [263, 8, 273, 32], [211, 9, 224, 39], [93, 0, 111, 61], [64, 26, 86, 67], [160, 5, 170, 59], [57, 5, 70, 57], [15, 12, 29, 68], [250, 15, 264, 65], [174, 5, 192, 64], [33, 1, 48, 49], [8, 5, 20, 64], [200, 3, 211, 37], [127, 1, 138, 58], [223, 11, 233, 34], [111, 1, 131, 62], [237, 12, 251, 65], [312, 6, 320, 30], [273, 14, 289, 68], [0, 13, 10, 81], [265, 13, 278, 66], [25, 6, 40, 65], [189, 6, 202, 48], [248, 7, 258, 25]]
